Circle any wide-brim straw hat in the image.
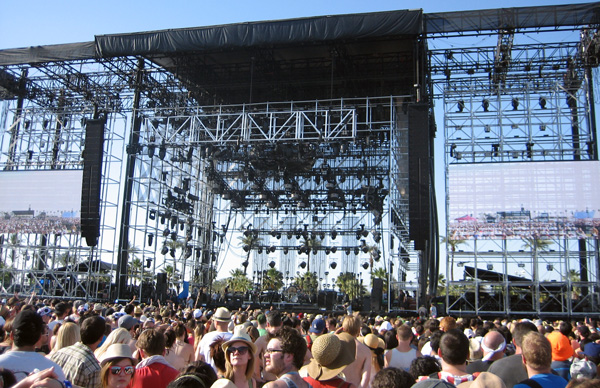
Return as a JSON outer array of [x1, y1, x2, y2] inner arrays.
[[222, 326, 257, 355], [213, 307, 232, 322], [363, 333, 384, 350], [98, 343, 137, 365], [307, 332, 356, 381]]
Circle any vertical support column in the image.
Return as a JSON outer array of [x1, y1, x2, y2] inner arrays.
[[116, 58, 145, 300], [5, 69, 27, 171]]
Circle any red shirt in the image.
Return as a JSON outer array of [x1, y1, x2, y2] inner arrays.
[[128, 363, 179, 388]]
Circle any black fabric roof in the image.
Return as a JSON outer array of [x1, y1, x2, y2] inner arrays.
[[0, 42, 96, 66], [0, 4, 598, 67], [425, 2, 600, 34], [465, 265, 529, 282], [95, 10, 422, 57]]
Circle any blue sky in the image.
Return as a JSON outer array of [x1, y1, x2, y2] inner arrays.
[[0, 0, 591, 49]]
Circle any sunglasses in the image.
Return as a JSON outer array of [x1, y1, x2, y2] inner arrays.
[[110, 366, 135, 376], [227, 346, 249, 355]]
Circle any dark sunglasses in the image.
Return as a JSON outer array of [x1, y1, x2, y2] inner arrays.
[[110, 366, 135, 375], [227, 346, 249, 355]]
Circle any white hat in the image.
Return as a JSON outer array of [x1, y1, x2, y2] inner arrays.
[[193, 309, 203, 319], [98, 343, 137, 365]]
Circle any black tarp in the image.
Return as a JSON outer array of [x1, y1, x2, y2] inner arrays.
[[465, 265, 530, 282], [425, 2, 600, 34], [0, 42, 96, 66], [95, 10, 422, 57]]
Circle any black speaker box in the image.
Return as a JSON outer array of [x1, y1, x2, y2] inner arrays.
[[81, 119, 105, 247], [371, 278, 384, 311]]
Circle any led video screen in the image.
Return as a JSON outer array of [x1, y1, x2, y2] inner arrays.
[[0, 170, 83, 234], [448, 161, 600, 240]]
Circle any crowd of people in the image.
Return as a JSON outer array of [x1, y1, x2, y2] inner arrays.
[[0, 294, 597, 388]]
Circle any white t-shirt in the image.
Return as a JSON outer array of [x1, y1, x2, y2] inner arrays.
[[196, 330, 232, 372], [0, 350, 66, 382]]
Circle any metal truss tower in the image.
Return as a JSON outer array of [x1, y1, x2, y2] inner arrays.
[[429, 3, 600, 316]]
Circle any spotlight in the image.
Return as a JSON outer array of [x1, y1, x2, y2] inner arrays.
[[331, 247, 337, 254], [161, 245, 168, 255], [330, 262, 337, 269], [457, 100, 465, 113], [147, 144, 155, 158], [162, 228, 169, 237], [362, 263, 369, 270], [149, 210, 156, 220], [539, 96, 547, 109], [145, 258, 152, 268], [299, 261, 307, 269], [269, 261, 276, 268], [511, 98, 519, 111], [487, 264, 493, 270], [484, 125, 491, 133], [158, 143, 167, 160], [147, 233, 154, 246], [170, 248, 176, 258], [331, 229, 338, 240], [482, 99, 490, 112]]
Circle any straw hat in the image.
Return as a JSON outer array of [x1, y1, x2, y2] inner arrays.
[[307, 333, 356, 381], [363, 334, 384, 350], [222, 326, 257, 355], [98, 343, 137, 365], [213, 307, 232, 322]]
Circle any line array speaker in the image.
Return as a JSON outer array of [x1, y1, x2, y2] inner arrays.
[[81, 119, 105, 247]]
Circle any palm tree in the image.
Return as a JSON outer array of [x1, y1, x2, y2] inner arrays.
[[336, 272, 365, 301], [522, 237, 552, 283], [227, 269, 252, 292], [437, 273, 447, 295], [300, 236, 321, 273], [129, 258, 144, 286], [371, 267, 389, 292], [294, 272, 319, 296], [263, 268, 284, 291], [238, 233, 262, 275], [440, 236, 466, 281]]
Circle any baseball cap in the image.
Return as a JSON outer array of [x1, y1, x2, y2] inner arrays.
[[37, 306, 53, 317], [309, 318, 326, 334], [118, 315, 139, 330], [583, 342, 600, 358], [570, 359, 597, 379]]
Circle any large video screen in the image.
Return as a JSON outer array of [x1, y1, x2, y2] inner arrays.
[[0, 170, 83, 234], [448, 161, 600, 240]]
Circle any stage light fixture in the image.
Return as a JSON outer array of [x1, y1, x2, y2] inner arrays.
[[158, 143, 167, 160], [511, 98, 519, 110], [171, 232, 177, 241], [482, 99, 490, 112], [546, 264, 554, 271], [540, 124, 546, 131], [170, 248, 176, 258], [161, 245, 168, 255], [487, 264, 493, 270], [362, 263, 369, 270], [354, 247, 360, 255], [283, 247, 289, 254], [162, 228, 169, 237], [331, 247, 337, 254], [457, 100, 465, 113], [147, 233, 154, 246], [450, 144, 457, 157], [330, 262, 337, 269], [484, 125, 491, 133], [539, 96, 547, 109], [269, 261, 276, 268], [146, 258, 152, 268], [299, 261, 307, 269]]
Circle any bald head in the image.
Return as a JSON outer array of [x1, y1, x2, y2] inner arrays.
[[481, 330, 506, 361]]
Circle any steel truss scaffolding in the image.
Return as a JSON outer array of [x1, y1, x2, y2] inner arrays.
[[432, 15, 600, 316], [126, 95, 412, 304], [0, 105, 125, 299]]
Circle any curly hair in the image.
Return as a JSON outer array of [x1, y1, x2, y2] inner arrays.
[[274, 326, 307, 369]]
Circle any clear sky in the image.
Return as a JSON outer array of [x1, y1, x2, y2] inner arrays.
[[0, 0, 591, 49]]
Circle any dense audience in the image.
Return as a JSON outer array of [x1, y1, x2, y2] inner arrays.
[[0, 294, 597, 388]]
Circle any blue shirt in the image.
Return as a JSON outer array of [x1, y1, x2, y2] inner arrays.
[[514, 373, 567, 388]]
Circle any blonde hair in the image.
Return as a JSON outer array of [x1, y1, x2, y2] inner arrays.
[[224, 341, 255, 381], [54, 322, 81, 351], [521, 332, 552, 370], [342, 315, 361, 337], [95, 328, 133, 359]]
